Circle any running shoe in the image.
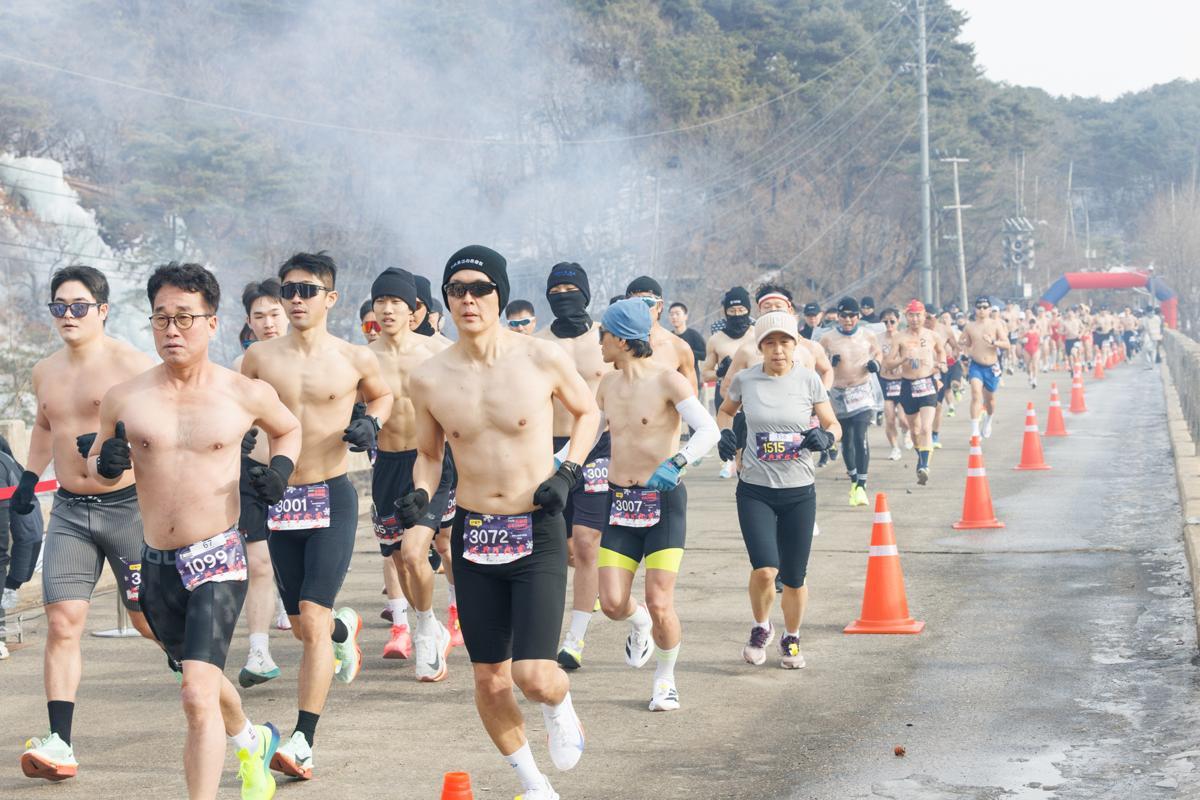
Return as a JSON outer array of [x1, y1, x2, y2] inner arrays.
[[236, 722, 279, 800], [847, 485, 858, 507], [168, 652, 183, 685], [946, 404, 956, 417], [380, 606, 393, 623], [775, 574, 784, 593], [904, 435, 914, 450], [1, 587, 18, 610], [20, 732, 77, 781], [624, 611, 653, 668], [415, 621, 451, 682], [779, 634, 806, 670], [0, 640, 8, 659], [270, 731, 313, 780], [448, 604, 464, 648], [917, 466, 929, 486], [542, 695, 585, 770], [827, 445, 839, 462], [332, 607, 362, 684], [742, 623, 774, 666], [515, 776, 560, 800], [383, 623, 412, 660], [851, 484, 869, 506], [932, 433, 942, 450], [239, 647, 281, 687], [981, 414, 993, 439], [274, 610, 292, 631], [557, 631, 585, 670], [718, 461, 734, 479], [648, 679, 680, 712], [888, 446, 902, 461]]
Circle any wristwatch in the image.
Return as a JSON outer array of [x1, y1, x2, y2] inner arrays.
[[560, 460, 583, 484], [669, 453, 688, 470]]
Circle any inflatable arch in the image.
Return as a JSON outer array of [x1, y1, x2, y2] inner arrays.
[[1038, 270, 1177, 328]]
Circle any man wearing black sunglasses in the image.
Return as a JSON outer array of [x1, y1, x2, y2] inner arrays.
[[240, 251, 394, 779], [405, 245, 600, 800], [959, 295, 1011, 441], [821, 297, 882, 508], [16, 265, 158, 783]]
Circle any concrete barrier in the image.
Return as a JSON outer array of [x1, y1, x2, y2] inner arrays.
[[1160, 337, 1200, 645]]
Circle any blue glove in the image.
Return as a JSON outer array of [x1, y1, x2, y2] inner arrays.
[[646, 459, 682, 491]]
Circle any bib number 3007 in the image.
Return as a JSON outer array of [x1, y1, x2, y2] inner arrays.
[[462, 513, 533, 565], [608, 487, 662, 528], [175, 527, 247, 592]]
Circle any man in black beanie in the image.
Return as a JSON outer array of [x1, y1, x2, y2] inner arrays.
[[403, 245, 600, 798], [625, 276, 697, 388], [860, 296, 878, 324], [537, 262, 612, 672], [702, 286, 753, 477]]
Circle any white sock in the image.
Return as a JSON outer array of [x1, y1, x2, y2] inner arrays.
[[753, 619, 770, 632], [541, 690, 574, 722], [568, 610, 592, 641], [248, 632, 269, 653], [388, 598, 409, 626], [503, 742, 544, 793], [447, 585, 457, 606], [414, 607, 436, 634], [628, 603, 651, 631], [654, 644, 679, 683], [786, 629, 800, 638], [231, 719, 259, 754]]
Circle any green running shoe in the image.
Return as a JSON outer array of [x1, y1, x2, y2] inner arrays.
[[237, 722, 280, 800], [332, 607, 362, 684]]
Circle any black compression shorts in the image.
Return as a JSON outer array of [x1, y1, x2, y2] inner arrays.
[[371, 448, 455, 556], [552, 432, 613, 535], [899, 376, 940, 416], [735, 482, 816, 589], [450, 507, 567, 664], [599, 483, 687, 574], [268, 474, 357, 615]]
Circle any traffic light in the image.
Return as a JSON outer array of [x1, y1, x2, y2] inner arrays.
[[1002, 218, 1035, 270]]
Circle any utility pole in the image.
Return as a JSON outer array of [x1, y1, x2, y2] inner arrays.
[[916, 0, 933, 304], [941, 156, 971, 313]]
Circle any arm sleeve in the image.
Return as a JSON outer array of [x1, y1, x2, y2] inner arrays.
[[675, 396, 719, 465]]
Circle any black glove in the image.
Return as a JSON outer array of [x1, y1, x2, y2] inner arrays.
[[717, 429, 738, 462], [97, 421, 132, 479], [866, 359, 880, 374], [533, 462, 581, 516], [801, 427, 835, 453], [351, 401, 368, 421], [248, 455, 294, 506], [240, 428, 258, 457], [830, 354, 842, 367], [342, 416, 379, 453], [10, 470, 39, 515], [716, 356, 732, 379], [396, 488, 430, 528], [75, 432, 97, 459]]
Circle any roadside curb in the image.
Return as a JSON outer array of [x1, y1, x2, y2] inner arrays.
[[1160, 362, 1200, 647]]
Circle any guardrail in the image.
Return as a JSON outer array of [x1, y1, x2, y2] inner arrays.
[[1163, 329, 1200, 455]]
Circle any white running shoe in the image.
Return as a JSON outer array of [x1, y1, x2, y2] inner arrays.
[[270, 730, 313, 780], [332, 607, 362, 684], [888, 446, 902, 461], [742, 623, 774, 666], [1, 587, 18, 610], [624, 614, 653, 668], [542, 694, 585, 771], [648, 679, 680, 712], [779, 634, 806, 670], [238, 646, 281, 688], [981, 413, 993, 439], [21, 732, 78, 781], [904, 435, 914, 450], [719, 461, 734, 479], [0, 641, 9, 660], [516, 776, 560, 800], [414, 621, 451, 682]]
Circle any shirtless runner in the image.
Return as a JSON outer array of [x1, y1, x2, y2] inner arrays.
[[89, 262, 301, 800], [877, 307, 911, 460], [16, 265, 157, 782], [537, 262, 613, 671], [820, 297, 882, 507], [959, 295, 1010, 440], [883, 300, 945, 485], [624, 276, 697, 387], [405, 245, 601, 800], [240, 251, 394, 779], [596, 299, 719, 711], [702, 287, 753, 478]]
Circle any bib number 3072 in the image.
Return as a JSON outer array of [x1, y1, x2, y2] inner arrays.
[[175, 527, 247, 592], [462, 513, 533, 565]]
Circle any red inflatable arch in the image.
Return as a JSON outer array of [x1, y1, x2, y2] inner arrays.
[[1038, 270, 1177, 328]]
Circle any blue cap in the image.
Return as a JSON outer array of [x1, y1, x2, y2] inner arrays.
[[601, 298, 652, 342]]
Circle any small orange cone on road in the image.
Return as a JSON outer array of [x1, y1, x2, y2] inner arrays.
[[953, 435, 1005, 530], [1045, 384, 1068, 436], [1094, 357, 1105, 380], [441, 772, 474, 800], [1014, 402, 1051, 471], [845, 493, 924, 634], [1069, 371, 1087, 414]]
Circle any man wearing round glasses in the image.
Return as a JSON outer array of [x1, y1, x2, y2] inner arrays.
[[404, 245, 600, 800], [16, 265, 158, 783], [240, 251, 394, 779]]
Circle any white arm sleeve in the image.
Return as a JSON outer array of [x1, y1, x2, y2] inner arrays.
[[675, 396, 719, 465], [555, 412, 607, 463]]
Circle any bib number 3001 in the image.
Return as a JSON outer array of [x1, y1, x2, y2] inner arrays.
[[175, 527, 247, 592], [608, 487, 662, 528], [462, 513, 533, 565], [268, 483, 331, 531]]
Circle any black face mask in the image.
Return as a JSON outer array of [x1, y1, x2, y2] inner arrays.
[[413, 307, 435, 336], [548, 291, 591, 338], [724, 313, 751, 338]]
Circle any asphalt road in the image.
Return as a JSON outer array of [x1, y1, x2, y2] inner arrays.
[[1, 360, 1196, 799]]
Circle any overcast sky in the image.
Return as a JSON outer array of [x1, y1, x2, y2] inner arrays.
[[952, 1, 1200, 100]]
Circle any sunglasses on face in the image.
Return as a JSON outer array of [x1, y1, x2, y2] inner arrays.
[[838, 311, 859, 319], [361, 320, 381, 334], [48, 302, 101, 319], [149, 313, 214, 331], [280, 282, 330, 300], [883, 318, 897, 325], [508, 318, 533, 327], [444, 281, 498, 299]]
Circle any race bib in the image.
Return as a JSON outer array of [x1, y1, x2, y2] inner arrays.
[[582, 458, 611, 494], [268, 483, 331, 531], [118, 558, 142, 604], [991, 362, 1002, 377], [372, 503, 403, 544], [462, 512, 533, 565], [442, 489, 457, 525], [885, 380, 901, 398], [175, 528, 247, 592], [755, 432, 804, 462], [608, 487, 662, 528], [911, 376, 936, 397], [843, 382, 873, 414]]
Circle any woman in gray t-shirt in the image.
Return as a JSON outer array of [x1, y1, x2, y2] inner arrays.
[[716, 311, 841, 670]]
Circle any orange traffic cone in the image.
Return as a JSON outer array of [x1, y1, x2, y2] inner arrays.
[[1094, 357, 1105, 379], [1069, 370, 1087, 413], [1106, 347, 1116, 369], [953, 435, 1005, 529], [1045, 383, 1068, 436], [845, 493, 924, 634], [441, 772, 474, 800], [1014, 402, 1051, 470]]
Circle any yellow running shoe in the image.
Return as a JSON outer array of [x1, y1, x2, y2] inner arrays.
[[237, 722, 279, 800]]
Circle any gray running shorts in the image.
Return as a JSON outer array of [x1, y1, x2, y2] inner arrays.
[[43, 484, 145, 611]]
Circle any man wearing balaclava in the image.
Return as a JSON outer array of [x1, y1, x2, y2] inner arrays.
[[411, 275, 452, 347], [700, 287, 753, 478], [537, 262, 613, 673]]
